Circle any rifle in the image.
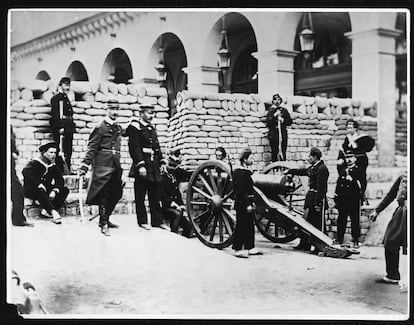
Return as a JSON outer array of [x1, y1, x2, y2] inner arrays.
[[277, 116, 284, 161]]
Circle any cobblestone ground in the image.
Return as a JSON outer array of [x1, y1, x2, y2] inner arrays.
[[8, 214, 408, 320]]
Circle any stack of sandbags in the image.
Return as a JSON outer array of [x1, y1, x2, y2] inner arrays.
[[167, 91, 267, 171]]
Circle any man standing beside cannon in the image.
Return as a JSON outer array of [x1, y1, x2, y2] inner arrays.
[[285, 147, 329, 253], [79, 104, 124, 236], [126, 105, 170, 231], [266, 94, 292, 162]]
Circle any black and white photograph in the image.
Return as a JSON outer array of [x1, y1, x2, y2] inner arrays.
[[6, 7, 409, 321]]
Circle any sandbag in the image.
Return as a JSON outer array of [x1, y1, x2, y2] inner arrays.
[[99, 82, 109, 95], [81, 92, 95, 103], [17, 112, 35, 120], [127, 84, 138, 96], [107, 82, 118, 95], [31, 99, 49, 107], [71, 81, 92, 93], [95, 92, 109, 102], [117, 83, 128, 96], [20, 88, 34, 101], [75, 101, 92, 109], [24, 106, 51, 114], [41, 90, 53, 105], [21, 79, 48, 92], [158, 96, 168, 108], [34, 113, 51, 120]]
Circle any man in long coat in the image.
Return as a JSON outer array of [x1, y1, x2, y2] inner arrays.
[[79, 105, 124, 236], [370, 171, 407, 284], [286, 147, 329, 252], [22, 141, 69, 224], [50, 77, 75, 174], [126, 105, 169, 230], [266, 93, 292, 162]]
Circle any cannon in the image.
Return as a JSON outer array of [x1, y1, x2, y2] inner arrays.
[[186, 160, 359, 258]]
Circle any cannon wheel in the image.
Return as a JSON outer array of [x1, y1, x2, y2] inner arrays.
[[186, 160, 236, 249], [254, 161, 307, 243]]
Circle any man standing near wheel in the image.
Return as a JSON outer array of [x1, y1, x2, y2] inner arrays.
[[79, 104, 124, 236], [285, 147, 329, 253], [126, 105, 170, 231]]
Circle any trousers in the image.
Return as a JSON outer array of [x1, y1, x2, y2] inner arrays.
[[25, 187, 69, 214], [98, 171, 122, 227], [162, 208, 193, 237], [232, 209, 255, 251], [53, 132, 73, 173], [134, 178, 164, 227], [336, 196, 360, 243]]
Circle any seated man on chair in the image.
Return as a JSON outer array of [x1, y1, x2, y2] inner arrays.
[[22, 141, 69, 224]]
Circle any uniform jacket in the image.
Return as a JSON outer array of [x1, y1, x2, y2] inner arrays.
[[22, 158, 65, 197], [265, 105, 292, 140], [126, 118, 164, 182], [160, 166, 192, 209], [335, 160, 364, 199], [375, 172, 407, 251], [233, 167, 255, 211], [289, 160, 329, 208], [50, 92, 75, 134], [81, 118, 123, 205]]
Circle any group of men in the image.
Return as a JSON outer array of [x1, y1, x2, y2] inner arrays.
[[10, 81, 407, 284]]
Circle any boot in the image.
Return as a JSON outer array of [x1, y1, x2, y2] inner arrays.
[[101, 224, 110, 236]]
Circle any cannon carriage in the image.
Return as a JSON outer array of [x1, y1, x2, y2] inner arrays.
[[186, 160, 359, 258]]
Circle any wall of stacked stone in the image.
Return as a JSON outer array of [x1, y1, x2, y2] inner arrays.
[[395, 103, 407, 168], [10, 79, 170, 206]]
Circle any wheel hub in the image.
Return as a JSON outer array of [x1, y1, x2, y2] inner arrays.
[[210, 195, 223, 211]]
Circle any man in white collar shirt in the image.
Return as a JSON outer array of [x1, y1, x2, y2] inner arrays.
[[337, 119, 369, 201], [79, 104, 124, 236], [22, 141, 69, 224], [126, 105, 170, 231]]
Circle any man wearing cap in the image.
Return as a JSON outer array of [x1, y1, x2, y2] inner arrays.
[[50, 77, 75, 174], [334, 151, 365, 248], [160, 149, 194, 237], [22, 141, 69, 224], [286, 147, 329, 252], [266, 94, 292, 162], [338, 119, 369, 201], [126, 105, 170, 231], [79, 104, 124, 236]]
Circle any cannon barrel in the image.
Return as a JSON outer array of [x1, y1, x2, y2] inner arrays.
[[251, 173, 295, 200]]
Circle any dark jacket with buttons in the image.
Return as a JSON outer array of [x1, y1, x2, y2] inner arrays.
[[266, 105, 292, 140], [288, 160, 329, 208], [335, 160, 364, 200], [81, 119, 123, 205], [160, 166, 192, 209], [126, 119, 163, 182], [50, 92, 75, 134]]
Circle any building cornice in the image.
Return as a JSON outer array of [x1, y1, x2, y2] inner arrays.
[[11, 12, 136, 60], [345, 28, 402, 40]]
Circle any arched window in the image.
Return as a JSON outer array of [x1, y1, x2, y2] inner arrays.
[[294, 13, 352, 98], [230, 46, 258, 94]]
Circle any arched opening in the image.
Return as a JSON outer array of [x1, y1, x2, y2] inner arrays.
[[294, 12, 352, 98], [148, 33, 188, 117], [66, 60, 89, 81], [35, 70, 51, 81], [101, 48, 133, 83], [206, 13, 258, 94]]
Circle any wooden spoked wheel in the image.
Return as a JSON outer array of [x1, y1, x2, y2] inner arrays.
[[254, 161, 307, 243], [186, 160, 236, 249]]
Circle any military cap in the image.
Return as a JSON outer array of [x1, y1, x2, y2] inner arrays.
[[309, 146, 322, 159], [272, 93, 282, 101], [39, 141, 58, 153], [59, 77, 71, 86], [239, 147, 252, 161], [346, 119, 359, 129]]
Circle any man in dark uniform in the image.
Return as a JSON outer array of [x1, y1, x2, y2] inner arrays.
[[286, 147, 329, 252], [339, 119, 369, 201], [266, 93, 292, 162], [126, 105, 170, 231], [160, 150, 193, 237], [22, 141, 69, 225], [334, 152, 365, 248], [79, 104, 124, 236], [11, 126, 34, 227], [370, 171, 407, 284], [50, 77, 75, 174]]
